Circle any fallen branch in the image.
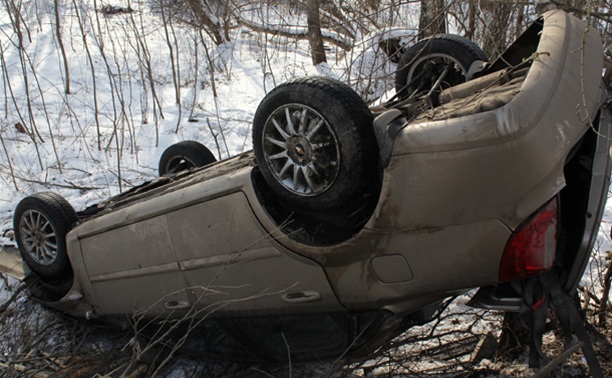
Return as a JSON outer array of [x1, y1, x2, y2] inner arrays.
[[0, 281, 27, 313], [238, 18, 353, 51], [16, 177, 101, 191], [531, 341, 584, 378], [0, 361, 51, 378]]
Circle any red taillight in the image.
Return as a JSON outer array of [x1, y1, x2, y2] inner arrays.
[[499, 199, 558, 281]]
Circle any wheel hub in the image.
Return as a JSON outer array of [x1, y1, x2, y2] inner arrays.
[[34, 231, 44, 247], [287, 137, 313, 165], [20, 209, 58, 266], [261, 104, 340, 195], [408, 53, 467, 94]]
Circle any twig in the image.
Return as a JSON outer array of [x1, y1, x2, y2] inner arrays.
[[0, 282, 27, 313], [0, 361, 50, 377], [598, 256, 612, 326], [15, 177, 101, 191]]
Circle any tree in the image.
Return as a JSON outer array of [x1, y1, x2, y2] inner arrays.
[[419, 0, 446, 39], [307, 0, 326, 65], [53, 0, 70, 94], [479, 1, 516, 57]]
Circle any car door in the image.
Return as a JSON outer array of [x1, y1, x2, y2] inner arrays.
[[79, 213, 190, 316], [167, 191, 343, 315]]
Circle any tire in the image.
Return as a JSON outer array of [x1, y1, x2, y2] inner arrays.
[[158, 141, 216, 176], [13, 192, 78, 279], [253, 76, 377, 211], [395, 34, 487, 99]]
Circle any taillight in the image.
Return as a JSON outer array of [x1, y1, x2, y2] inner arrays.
[[499, 198, 558, 281]]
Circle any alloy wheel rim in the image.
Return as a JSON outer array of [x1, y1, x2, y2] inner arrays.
[[19, 210, 58, 266], [262, 104, 340, 196]]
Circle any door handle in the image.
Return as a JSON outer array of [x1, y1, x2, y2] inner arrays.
[[282, 291, 321, 304]]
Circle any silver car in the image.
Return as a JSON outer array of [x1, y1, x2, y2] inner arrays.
[[12, 10, 612, 361]]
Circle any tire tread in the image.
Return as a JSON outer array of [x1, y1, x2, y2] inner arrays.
[[13, 192, 77, 278], [253, 76, 377, 210]]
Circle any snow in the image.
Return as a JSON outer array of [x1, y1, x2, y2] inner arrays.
[[0, 1, 313, 238], [0, 0, 611, 376], [0, 0, 411, 242]]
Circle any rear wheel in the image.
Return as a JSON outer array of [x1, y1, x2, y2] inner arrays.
[[13, 192, 77, 279], [252, 76, 377, 210], [395, 34, 487, 99], [158, 141, 216, 176]]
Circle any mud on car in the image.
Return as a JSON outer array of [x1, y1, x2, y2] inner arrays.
[[13, 10, 612, 362]]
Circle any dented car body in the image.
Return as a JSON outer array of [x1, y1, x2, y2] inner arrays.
[[15, 10, 612, 361]]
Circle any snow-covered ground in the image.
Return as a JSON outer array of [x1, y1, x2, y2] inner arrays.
[[0, 1, 611, 376], [0, 1, 314, 224]]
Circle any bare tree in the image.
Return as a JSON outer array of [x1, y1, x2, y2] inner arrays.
[[419, 0, 446, 39], [466, 0, 477, 39], [307, 0, 326, 65], [181, 0, 226, 45], [479, 1, 515, 57], [53, 0, 70, 94], [72, 0, 102, 150]]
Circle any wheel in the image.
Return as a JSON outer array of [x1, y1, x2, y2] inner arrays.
[[158, 141, 216, 176], [395, 34, 487, 99], [253, 76, 377, 211], [13, 192, 78, 279]]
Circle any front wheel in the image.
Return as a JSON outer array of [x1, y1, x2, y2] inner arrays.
[[253, 77, 377, 211], [13, 192, 77, 279]]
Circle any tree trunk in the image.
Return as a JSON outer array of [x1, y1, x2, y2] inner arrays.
[[307, 0, 326, 65], [515, 2, 525, 40], [481, 1, 514, 57], [54, 0, 70, 94], [186, 0, 224, 45], [419, 0, 446, 39], [466, 0, 476, 39]]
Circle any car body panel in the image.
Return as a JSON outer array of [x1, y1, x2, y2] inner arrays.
[[18, 9, 611, 360], [246, 10, 607, 314], [376, 11, 603, 228], [80, 212, 190, 314], [394, 11, 603, 153], [55, 9, 606, 319], [68, 173, 344, 316], [470, 102, 612, 310], [323, 219, 511, 312]]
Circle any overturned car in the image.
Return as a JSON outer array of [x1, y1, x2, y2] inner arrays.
[[13, 10, 612, 362]]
